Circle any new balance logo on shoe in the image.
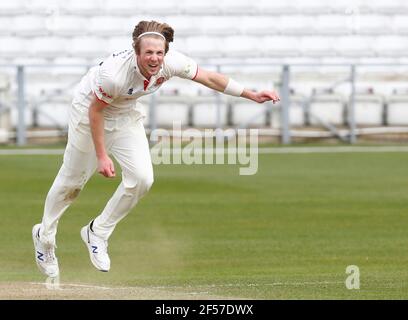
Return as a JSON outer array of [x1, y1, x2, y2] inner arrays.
[[80, 223, 110, 272], [32, 224, 59, 278], [37, 251, 44, 262]]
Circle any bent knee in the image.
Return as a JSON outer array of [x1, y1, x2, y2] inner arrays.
[[124, 174, 154, 195]]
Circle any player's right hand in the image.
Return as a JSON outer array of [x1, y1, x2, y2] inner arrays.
[[97, 155, 116, 178]]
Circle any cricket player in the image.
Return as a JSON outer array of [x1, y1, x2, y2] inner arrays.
[[32, 20, 280, 277]]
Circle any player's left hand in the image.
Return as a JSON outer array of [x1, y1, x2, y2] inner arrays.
[[253, 90, 281, 104]]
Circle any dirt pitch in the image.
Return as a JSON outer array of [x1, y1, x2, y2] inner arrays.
[[0, 282, 239, 300]]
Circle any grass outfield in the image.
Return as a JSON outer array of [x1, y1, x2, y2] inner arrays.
[[0, 150, 407, 299]]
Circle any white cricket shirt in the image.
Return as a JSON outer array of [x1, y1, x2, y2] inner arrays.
[[71, 48, 198, 128]]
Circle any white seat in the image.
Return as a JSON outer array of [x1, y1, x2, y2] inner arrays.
[[292, 0, 331, 14], [0, 17, 15, 36], [230, 99, 269, 127], [199, 16, 241, 36], [164, 16, 201, 37], [300, 37, 336, 58], [372, 36, 408, 58], [184, 36, 223, 59], [34, 102, 70, 127], [387, 93, 408, 125], [315, 14, 351, 35], [335, 36, 375, 58], [0, 37, 26, 58], [87, 16, 128, 37], [357, 15, 393, 35], [183, 0, 221, 15], [156, 100, 190, 127], [240, 16, 280, 36], [219, 36, 260, 58], [289, 93, 308, 127], [29, 37, 68, 59], [69, 37, 108, 59], [262, 36, 301, 57], [138, 0, 182, 15], [0, 0, 28, 15], [277, 15, 316, 35], [13, 15, 48, 37], [253, 0, 296, 14], [60, 0, 103, 15], [369, 0, 407, 14], [392, 15, 408, 35], [309, 92, 345, 126], [192, 96, 228, 127], [48, 15, 86, 37], [218, 0, 257, 15], [107, 37, 132, 54], [354, 93, 385, 126]]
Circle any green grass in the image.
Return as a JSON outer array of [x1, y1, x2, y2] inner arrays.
[[1, 151, 408, 299]]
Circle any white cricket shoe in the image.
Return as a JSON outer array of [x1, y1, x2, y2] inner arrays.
[[32, 224, 59, 278], [80, 223, 110, 272]]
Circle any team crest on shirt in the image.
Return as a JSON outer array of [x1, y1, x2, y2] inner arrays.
[[98, 86, 112, 99], [154, 77, 166, 86]]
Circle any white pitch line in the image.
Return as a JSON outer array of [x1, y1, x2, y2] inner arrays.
[[1, 146, 408, 156], [30, 282, 111, 290], [29, 280, 343, 292], [148, 280, 343, 289]]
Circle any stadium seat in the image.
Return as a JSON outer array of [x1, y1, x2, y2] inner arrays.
[[155, 97, 191, 128], [387, 90, 408, 125], [87, 16, 128, 37], [353, 91, 385, 126], [60, 0, 102, 16], [392, 15, 408, 35], [184, 36, 223, 59], [32, 101, 71, 127], [357, 15, 393, 35], [230, 97, 270, 127], [277, 15, 316, 35], [164, 16, 201, 37], [199, 16, 241, 36], [335, 36, 375, 57], [293, 0, 331, 14], [253, 0, 296, 15], [262, 36, 301, 57], [372, 36, 408, 57], [49, 16, 88, 37], [300, 37, 336, 58], [219, 36, 260, 58], [29, 37, 68, 59], [13, 15, 48, 37], [218, 0, 257, 15], [240, 16, 280, 36], [191, 96, 228, 128], [0, 17, 15, 37], [182, 0, 221, 15], [309, 90, 346, 126], [69, 36, 108, 59], [0, 0, 28, 15], [0, 37, 26, 58], [369, 0, 408, 14], [315, 14, 351, 35]]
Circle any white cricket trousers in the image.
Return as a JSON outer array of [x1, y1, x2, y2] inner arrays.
[[39, 113, 154, 245]]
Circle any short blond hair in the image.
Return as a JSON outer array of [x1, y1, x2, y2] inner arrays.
[[132, 20, 174, 54]]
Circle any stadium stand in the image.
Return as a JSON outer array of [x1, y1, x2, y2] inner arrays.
[[0, 0, 407, 144]]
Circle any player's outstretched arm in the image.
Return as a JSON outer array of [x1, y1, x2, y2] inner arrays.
[[192, 67, 280, 104]]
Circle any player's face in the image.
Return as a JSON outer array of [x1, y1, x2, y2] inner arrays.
[[137, 37, 166, 79]]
